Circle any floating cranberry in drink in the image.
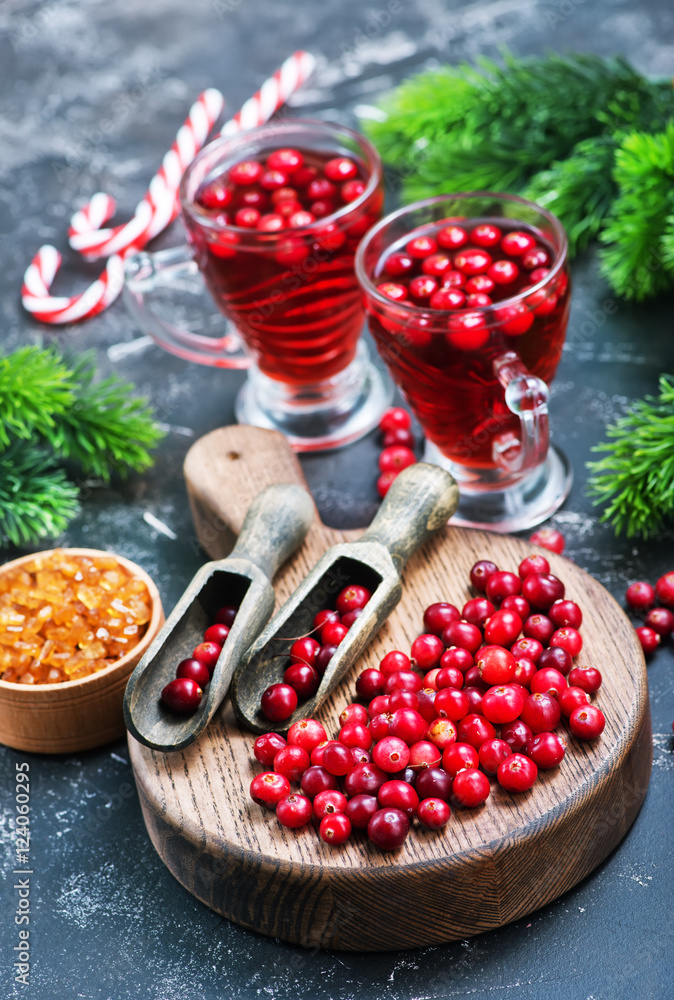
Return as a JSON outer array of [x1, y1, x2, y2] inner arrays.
[[356, 193, 573, 531]]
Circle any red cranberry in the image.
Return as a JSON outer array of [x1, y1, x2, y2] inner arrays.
[[413, 767, 451, 802], [408, 739, 442, 769], [339, 703, 369, 728], [569, 704, 606, 740], [339, 722, 373, 750], [471, 223, 501, 247], [488, 259, 519, 284], [452, 768, 490, 807], [538, 645, 573, 676], [437, 225, 467, 249], [379, 445, 416, 474], [389, 709, 427, 745], [484, 609, 522, 646], [529, 527, 565, 554], [568, 665, 602, 694], [456, 713, 496, 749], [645, 607, 674, 636], [384, 254, 415, 279], [485, 571, 521, 604], [197, 179, 232, 210], [519, 692, 561, 733], [513, 656, 537, 687], [310, 740, 337, 767], [315, 644, 337, 674], [497, 753, 538, 792], [336, 584, 371, 615], [462, 597, 496, 627], [434, 687, 470, 722], [454, 248, 492, 275], [425, 715, 458, 748], [549, 600, 583, 629], [378, 779, 419, 816], [550, 627, 582, 657], [203, 623, 230, 645], [442, 620, 482, 653], [470, 560, 499, 593], [379, 650, 412, 675], [423, 602, 461, 635], [416, 688, 439, 722], [299, 766, 338, 798], [530, 667, 567, 698], [367, 807, 410, 850], [273, 745, 310, 783], [388, 689, 419, 712], [176, 658, 210, 688], [558, 685, 590, 717], [341, 608, 364, 628], [287, 718, 327, 753], [229, 160, 263, 185], [320, 620, 349, 646], [625, 581, 656, 610], [511, 637, 543, 663], [636, 626, 660, 655], [527, 732, 566, 769], [319, 812, 352, 845], [501, 595, 531, 619], [250, 771, 290, 809], [192, 641, 222, 672], [440, 647, 474, 672], [261, 683, 298, 722], [160, 677, 202, 713], [382, 427, 415, 449], [411, 633, 445, 670], [476, 645, 516, 685], [456, 685, 481, 714], [464, 664, 490, 691], [253, 732, 287, 768], [289, 636, 321, 667], [384, 670, 423, 695], [655, 571, 674, 607], [284, 662, 319, 698], [479, 738, 512, 773], [501, 718, 533, 752], [276, 793, 313, 829], [372, 736, 410, 773], [480, 684, 525, 725], [369, 712, 392, 742], [523, 614, 555, 645], [312, 789, 348, 820], [355, 667, 385, 701], [379, 406, 411, 432], [345, 762, 388, 797], [441, 742, 478, 777], [345, 793, 379, 829], [521, 573, 565, 610], [518, 554, 550, 579], [416, 798, 452, 830]]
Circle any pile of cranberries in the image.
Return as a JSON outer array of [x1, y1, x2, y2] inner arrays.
[[375, 407, 418, 498], [625, 572, 674, 656], [260, 584, 372, 722], [160, 603, 239, 713], [248, 553, 606, 852], [195, 149, 366, 234]]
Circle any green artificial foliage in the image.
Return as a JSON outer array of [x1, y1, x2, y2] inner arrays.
[[363, 51, 674, 296], [0, 346, 164, 548], [587, 375, 674, 538], [599, 121, 674, 300]]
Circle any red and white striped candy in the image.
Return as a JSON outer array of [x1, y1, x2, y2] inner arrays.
[[68, 87, 225, 260], [21, 245, 125, 324], [219, 50, 316, 136]]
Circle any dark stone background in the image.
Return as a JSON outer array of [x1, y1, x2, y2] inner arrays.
[[1, 1, 673, 997]]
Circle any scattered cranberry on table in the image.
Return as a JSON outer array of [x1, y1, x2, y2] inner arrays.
[[247, 553, 607, 853]]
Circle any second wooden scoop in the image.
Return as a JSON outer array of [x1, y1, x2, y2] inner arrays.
[[231, 463, 459, 734], [123, 483, 314, 752]]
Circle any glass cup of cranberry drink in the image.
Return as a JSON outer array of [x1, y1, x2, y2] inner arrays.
[[355, 192, 573, 531], [124, 120, 392, 451]]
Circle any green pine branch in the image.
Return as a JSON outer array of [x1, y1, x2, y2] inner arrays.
[[598, 121, 674, 299], [0, 440, 80, 547], [0, 345, 165, 547], [587, 374, 674, 538], [47, 352, 165, 481]]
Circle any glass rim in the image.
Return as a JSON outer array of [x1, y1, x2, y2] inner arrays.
[[179, 117, 383, 239], [354, 190, 569, 317]]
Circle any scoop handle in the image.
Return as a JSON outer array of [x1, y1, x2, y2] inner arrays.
[[359, 463, 459, 574], [230, 483, 315, 581]]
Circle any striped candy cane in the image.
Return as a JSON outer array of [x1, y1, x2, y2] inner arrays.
[[219, 50, 316, 136], [21, 245, 125, 324]]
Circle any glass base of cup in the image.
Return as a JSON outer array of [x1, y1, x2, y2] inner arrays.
[[235, 340, 393, 452], [423, 441, 573, 533]]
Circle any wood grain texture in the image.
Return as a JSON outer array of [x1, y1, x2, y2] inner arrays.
[[128, 427, 652, 951]]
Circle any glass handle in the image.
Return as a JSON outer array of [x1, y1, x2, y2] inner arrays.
[[123, 246, 250, 369], [493, 351, 549, 474]]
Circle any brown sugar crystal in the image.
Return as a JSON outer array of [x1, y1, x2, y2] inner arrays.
[[0, 550, 151, 684]]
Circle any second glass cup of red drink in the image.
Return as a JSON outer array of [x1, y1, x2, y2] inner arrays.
[[124, 120, 392, 450], [355, 192, 573, 531]]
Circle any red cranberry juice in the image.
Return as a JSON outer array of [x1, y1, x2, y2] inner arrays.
[[186, 148, 383, 385], [367, 219, 570, 470]]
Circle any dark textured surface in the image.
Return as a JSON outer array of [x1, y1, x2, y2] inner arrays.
[[0, 0, 673, 997]]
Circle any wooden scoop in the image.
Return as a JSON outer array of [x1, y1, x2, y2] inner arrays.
[[230, 462, 459, 734], [123, 483, 314, 752]]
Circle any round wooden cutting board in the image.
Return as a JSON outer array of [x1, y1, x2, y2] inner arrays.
[[128, 426, 651, 951]]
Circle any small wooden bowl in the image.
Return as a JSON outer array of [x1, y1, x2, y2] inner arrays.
[[0, 548, 164, 754]]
